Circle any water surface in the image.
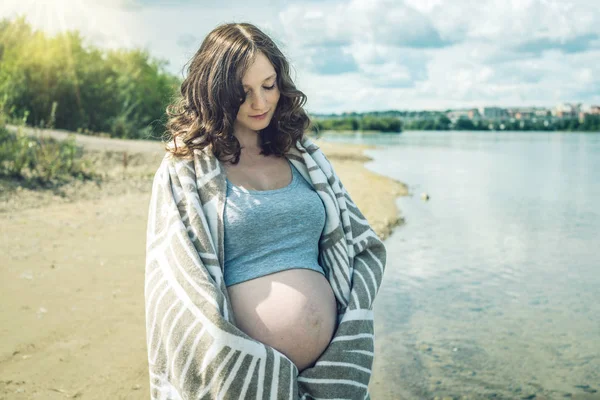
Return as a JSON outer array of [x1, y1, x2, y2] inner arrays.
[[324, 131, 600, 400]]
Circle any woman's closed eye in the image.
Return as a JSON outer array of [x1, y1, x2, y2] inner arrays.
[[244, 84, 277, 97]]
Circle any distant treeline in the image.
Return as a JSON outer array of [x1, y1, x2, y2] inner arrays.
[[312, 115, 402, 133], [314, 113, 600, 132], [317, 110, 439, 119], [403, 115, 600, 132], [0, 17, 179, 139]]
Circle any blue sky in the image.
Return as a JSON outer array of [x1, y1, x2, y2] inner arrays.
[[1, 0, 599, 113]]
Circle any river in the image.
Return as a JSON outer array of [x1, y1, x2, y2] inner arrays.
[[323, 130, 600, 400]]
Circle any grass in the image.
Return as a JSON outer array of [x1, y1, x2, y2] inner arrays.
[[0, 111, 99, 186]]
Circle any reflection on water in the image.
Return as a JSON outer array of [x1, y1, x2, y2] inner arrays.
[[324, 131, 600, 400]]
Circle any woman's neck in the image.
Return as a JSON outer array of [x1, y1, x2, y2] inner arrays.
[[233, 123, 261, 153]]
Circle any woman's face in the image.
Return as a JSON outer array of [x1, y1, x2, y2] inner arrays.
[[234, 52, 280, 134]]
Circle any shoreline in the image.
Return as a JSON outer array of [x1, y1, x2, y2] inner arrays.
[[0, 130, 407, 399], [315, 139, 408, 240]]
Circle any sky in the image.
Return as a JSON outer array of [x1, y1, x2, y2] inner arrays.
[[1, 0, 599, 114]]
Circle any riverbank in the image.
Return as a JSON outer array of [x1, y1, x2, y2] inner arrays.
[[0, 129, 407, 399]]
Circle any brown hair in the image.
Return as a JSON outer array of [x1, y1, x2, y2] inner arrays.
[[163, 22, 311, 163]]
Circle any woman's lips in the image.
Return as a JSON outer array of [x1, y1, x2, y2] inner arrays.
[[250, 111, 268, 120]]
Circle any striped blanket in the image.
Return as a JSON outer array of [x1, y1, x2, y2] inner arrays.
[[144, 136, 387, 399]]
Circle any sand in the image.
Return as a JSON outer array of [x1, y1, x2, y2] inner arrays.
[[0, 127, 407, 399]]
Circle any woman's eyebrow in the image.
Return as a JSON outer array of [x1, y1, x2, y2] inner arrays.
[[242, 73, 277, 88]]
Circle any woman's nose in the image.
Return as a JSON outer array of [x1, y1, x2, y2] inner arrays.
[[251, 92, 266, 109]]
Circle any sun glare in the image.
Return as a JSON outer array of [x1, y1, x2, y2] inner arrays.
[[2, 0, 138, 51], [2, 0, 96, 36], [0, 0, 109, 119]]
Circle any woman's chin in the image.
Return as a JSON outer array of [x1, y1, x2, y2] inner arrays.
[[236, 116, 273, 133], [250, 119, 272, 130]]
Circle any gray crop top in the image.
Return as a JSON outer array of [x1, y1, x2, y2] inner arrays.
[[223, 159, 327, 287]]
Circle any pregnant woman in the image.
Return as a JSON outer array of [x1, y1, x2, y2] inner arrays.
[[221, 47, 337, 371], [145, 22, 386, 399]]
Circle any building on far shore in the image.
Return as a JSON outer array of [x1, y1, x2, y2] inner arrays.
[[553, 103, 581, 118], [578, 105, 600, 122], [508, 107, 551, 120], [479, 107, 509, 120], [534, 109, 551, 118], [447, 108, 480, 122]]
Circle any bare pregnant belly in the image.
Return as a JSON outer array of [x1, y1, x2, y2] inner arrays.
[[227, 268, 338, 372]]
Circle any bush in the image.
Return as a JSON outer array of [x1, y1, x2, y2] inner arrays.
[[0, 124, 97, 184], [0, 16, 179, 140]]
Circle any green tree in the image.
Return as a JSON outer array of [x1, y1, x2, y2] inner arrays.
[[0, 16, 180, 139]]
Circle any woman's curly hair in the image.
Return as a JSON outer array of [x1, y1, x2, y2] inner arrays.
[[163, 22, 311, 163]]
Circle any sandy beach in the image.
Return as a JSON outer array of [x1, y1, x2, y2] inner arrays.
[[0, 128, 407, 399]]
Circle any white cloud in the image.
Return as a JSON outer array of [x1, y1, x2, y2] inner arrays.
[[279, 0, 448, 49], [424, 0, 600, 48], [279, 3, 353, 47], [277, 0, 600, 111]]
